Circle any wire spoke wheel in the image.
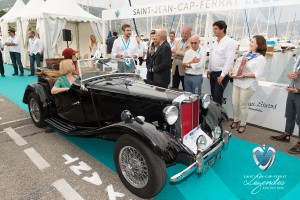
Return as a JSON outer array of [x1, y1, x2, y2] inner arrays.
[[119, 146, 149, 188], [28, 93, 46, 128], [114, 134, 166, 199], [29, 97, 40, 122]]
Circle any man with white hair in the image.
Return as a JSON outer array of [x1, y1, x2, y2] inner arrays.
[[182, 35, 206, 95], [171, 27, 191, 90], [152, 29, 172, 88]]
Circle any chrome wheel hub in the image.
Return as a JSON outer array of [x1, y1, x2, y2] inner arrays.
[[119, 146, 149, 188], [29, 98, 40, 122]]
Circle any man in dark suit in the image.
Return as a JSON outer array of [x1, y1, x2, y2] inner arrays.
[[107, 32, 118, 54], [152, 29, 172, 88]]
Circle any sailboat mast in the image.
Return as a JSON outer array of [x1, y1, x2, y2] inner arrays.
[[266, 7, 271, 38]]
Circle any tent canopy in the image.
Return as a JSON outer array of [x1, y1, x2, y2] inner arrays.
[[18, 0, 45, 20], [0, 0, 25, 23], [22, 0, 101, 22]]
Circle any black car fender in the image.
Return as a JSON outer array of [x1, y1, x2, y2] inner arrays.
[[97, 120, 190, 163], [202, 101, 229, 131], [23, 83, 51, 116]]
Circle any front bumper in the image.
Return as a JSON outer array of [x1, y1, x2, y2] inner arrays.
[[170, 130, 231, 182]]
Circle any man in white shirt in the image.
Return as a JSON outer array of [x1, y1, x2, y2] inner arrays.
[[5, 28, 24, 76], [28, 30, 43, 76], [207, 20, 237, 105], [111, 24, 139, 59], [182, 35, 206, 95]]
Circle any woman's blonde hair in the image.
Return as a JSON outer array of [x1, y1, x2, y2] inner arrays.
[[59, 59, 74, 75], [90, 34, 98, 45]]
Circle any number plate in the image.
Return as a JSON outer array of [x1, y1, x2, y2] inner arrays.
[[200, 151, 221, 175]]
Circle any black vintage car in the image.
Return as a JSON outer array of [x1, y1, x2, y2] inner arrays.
[[23, 58, 231, 199]]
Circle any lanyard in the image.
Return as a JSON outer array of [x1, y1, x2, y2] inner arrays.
[[121, 36, 130, 51], [197, 48, 201, 54], [180, 40, 186, 51], [11, 37, 14, 43], [170, 40, 175, 48]]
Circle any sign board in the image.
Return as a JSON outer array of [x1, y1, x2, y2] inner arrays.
[[102, 0, 300, 20], [202, 77, 299, 136]]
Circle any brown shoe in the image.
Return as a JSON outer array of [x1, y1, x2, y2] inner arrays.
[[229, 121, 239, 129], [288, 141, 300, 154], [236, 125, 246, 134], [270, 133, 290, 142]]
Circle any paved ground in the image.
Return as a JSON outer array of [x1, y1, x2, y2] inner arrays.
[[0, 95, 143, 200]]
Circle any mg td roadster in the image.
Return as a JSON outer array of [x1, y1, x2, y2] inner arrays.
[[23, 58, 231, 199]]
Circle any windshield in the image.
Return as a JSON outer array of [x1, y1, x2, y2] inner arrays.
[[78, 58, 136, 81]]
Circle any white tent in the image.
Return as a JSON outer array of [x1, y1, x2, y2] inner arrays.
[[19, 0, 105, 66], [13, 0, 45, 67], [0, 0, 26, 64]]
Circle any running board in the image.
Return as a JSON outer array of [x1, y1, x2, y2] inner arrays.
[[45, 117, 98, 136], [45, 118, 76, 133]]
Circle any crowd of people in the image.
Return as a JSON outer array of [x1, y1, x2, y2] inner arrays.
[[0, 21, 299, 154]]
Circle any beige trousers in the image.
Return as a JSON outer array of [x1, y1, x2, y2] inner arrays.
[[232, 85, 254, 126]]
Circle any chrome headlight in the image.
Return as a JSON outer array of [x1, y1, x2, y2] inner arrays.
[[212, 126, 222, 140], [163, 106, 179, 125], [197, 135, 207, 151], [202, 94, 211, 109]]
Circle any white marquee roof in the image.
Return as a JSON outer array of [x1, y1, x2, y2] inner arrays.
[[22, 0, 101, 22], [0, 0, 26, 23], [18, 0, 45, 20]]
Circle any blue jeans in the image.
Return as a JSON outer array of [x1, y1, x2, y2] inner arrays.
[[9, 52, 24, 75], [29, 53, 41, 74], [285, 92, 300, 138], [184, 74, 203, 95]]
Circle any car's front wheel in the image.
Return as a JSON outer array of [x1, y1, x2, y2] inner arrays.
[[28, 92, 47, 128], [114, 134, 166, 199]]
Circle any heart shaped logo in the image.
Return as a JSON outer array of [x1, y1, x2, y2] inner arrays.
[[252, 145, 276, 170]]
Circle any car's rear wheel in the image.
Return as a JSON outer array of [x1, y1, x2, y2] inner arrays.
[[28, 92, 47, 128], [114, 134, 166, 199]]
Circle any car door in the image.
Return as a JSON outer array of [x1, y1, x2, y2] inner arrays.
[[54, 85, 86, 124]]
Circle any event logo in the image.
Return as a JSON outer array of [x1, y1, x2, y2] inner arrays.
[[252, 145, 276, 171]]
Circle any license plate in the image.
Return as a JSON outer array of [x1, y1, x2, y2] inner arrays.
[[200, 151, 221, 175]]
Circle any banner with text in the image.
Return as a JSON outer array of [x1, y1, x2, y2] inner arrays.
[[102, 0, 300, 20]]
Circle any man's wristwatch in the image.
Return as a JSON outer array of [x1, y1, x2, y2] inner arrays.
[[188, 64, 191, 68]]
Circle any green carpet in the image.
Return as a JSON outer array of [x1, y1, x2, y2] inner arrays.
[[1, 64, 299, 199]]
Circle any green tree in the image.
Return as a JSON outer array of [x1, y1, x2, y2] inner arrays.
[[0, 10, 6, 18]]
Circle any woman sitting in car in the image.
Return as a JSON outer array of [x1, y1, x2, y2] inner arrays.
[[51, 59, 77, 94]]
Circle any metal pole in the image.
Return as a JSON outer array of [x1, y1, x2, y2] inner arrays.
[[244, 9, 251, 40], [128, 0, 139, 35]]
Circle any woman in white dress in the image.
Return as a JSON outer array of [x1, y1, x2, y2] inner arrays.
[[228, 35, 267, 133]]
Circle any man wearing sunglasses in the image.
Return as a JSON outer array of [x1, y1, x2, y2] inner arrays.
[[182, 35, 206, 95]]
